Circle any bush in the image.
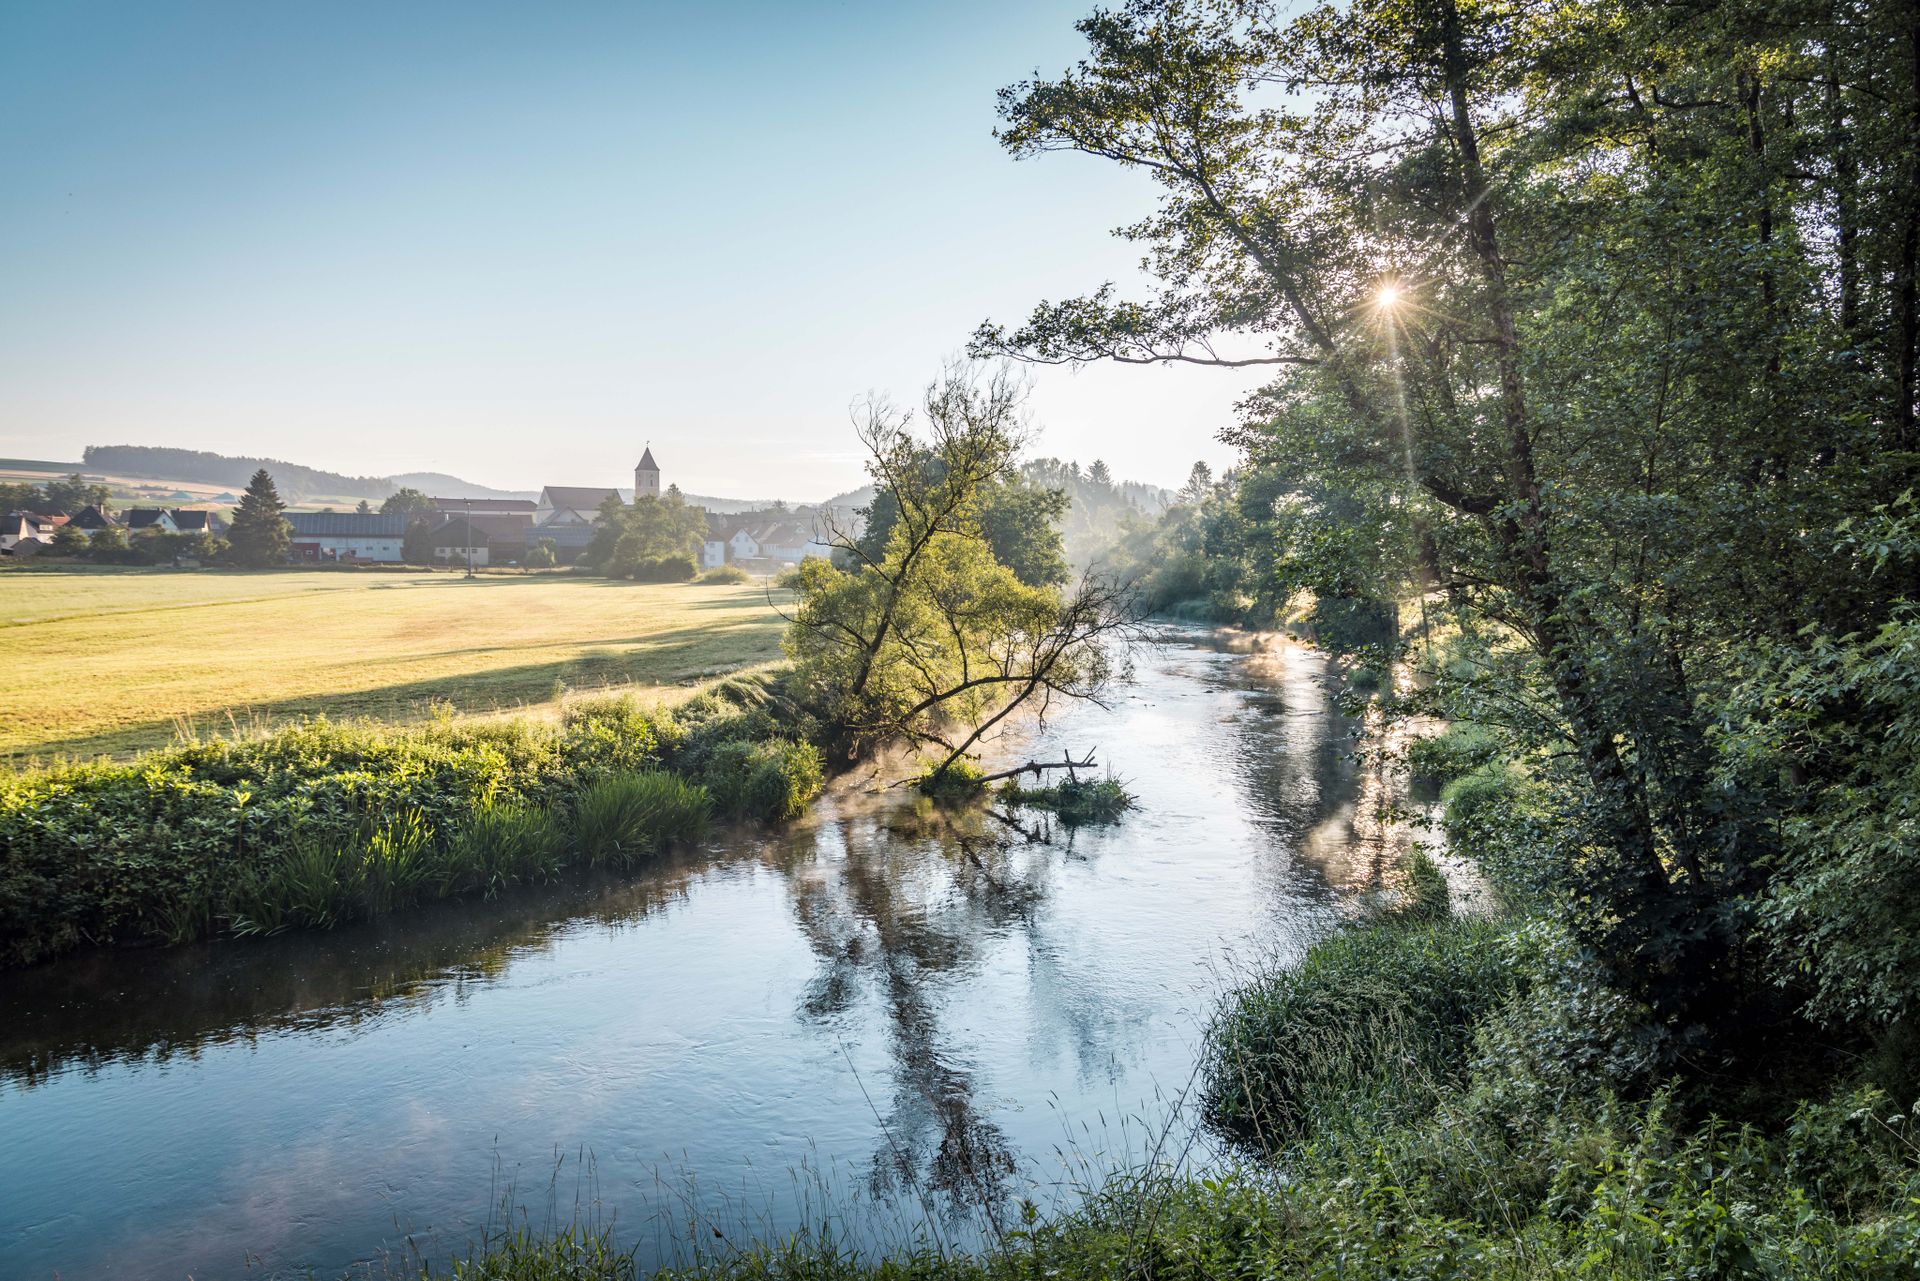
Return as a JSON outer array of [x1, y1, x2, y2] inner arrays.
[[573, 772, 710, 869], [695, 564, 751, 585], [626, 554, 697, 583], [1437, 759, 1551, 896], [1204, 915, 1522, 1143], [1002, 775, 1135, 825], [560, 695, 675, 781], [915, 758, 986, 802], [1406, 721, 1503, 784], [0, 682, 822, 965], [701, 738, 824, 822]]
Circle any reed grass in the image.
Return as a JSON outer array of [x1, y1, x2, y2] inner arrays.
[[575, 772, 711, 869]]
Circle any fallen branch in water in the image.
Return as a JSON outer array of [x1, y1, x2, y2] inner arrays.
[[974, 751, 1098, 785]]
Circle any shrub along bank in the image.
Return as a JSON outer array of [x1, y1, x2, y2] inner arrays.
[[0, 673, 823, 966]]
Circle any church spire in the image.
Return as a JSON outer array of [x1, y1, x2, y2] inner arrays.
[[635, 444, 661, 499]]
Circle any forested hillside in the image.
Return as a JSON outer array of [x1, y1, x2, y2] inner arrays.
[[80, 446, 532, 502]]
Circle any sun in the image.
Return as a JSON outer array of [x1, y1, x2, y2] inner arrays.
[[1376, 283, 1403, 309]]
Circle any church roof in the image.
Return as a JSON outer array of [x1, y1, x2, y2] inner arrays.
[[540, 485, 622, 513], [637, 447, 658, 471]]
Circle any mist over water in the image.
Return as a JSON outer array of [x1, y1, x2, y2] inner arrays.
[[0, 631, 1423, 1280]]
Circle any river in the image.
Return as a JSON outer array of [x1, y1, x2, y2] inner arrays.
[[0, 630, 1426, 1279]]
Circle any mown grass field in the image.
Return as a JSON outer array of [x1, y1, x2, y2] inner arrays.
[[0, 565, 790, 759]]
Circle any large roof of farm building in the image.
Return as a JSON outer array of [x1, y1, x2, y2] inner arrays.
[[286, 512, 411, 537]]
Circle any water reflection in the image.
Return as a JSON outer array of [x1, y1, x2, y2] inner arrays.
[[0, 630, 1424, 1281]]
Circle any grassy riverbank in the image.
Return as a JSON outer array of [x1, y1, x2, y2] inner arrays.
[[0, 673, 822, 966], [0, 566, 788, 759]]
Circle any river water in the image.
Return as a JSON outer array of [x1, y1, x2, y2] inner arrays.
[[0, 631, 1424, 1280]]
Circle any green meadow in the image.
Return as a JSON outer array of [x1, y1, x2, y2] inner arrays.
[[0, 565, 789, 759]]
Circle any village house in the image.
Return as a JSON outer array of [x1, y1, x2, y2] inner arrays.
[[170, 509, 226, 536], [2, 511, 66, 551], [124, 508, 180, 535], [287, 511, 409, 562], [533, 485, 621, 527], [425, 513, 532, 567], [65, 505, 120, 538]]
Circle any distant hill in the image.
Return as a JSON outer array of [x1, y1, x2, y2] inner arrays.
[[389, 472, 535, 501], [81, 446, 547, 504], [820, 484, 878, 511], [84, 446, 400, 503]]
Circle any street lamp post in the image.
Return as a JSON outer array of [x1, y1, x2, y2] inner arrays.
[[464, 497, 474, 579]]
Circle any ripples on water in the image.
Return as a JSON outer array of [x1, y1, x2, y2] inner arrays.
[[0, 630, 1430, 1279]]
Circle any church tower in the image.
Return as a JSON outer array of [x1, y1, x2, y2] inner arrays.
[[635, 446, 660, 500]]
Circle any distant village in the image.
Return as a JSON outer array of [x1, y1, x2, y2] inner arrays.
[[2, 449, 847, 572]]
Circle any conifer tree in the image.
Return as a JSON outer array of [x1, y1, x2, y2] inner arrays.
[[226, 468, 291, 567]]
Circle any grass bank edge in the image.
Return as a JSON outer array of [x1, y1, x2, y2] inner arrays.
[[0, 671, 825, 966]]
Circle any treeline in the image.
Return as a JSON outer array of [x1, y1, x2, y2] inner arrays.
[[0, 474, 110, 516], [82, 445, 397, 501]]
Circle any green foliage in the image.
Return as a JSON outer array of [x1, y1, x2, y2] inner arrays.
[[382, 487, 437, 516], [84, 524, 130, 557], [696, 563, 750, 585], [1407, 721, 1503, 785], [403, 517, 437, 564], [1001, 775, 1134, 825], [0, 686, 824, 964], [590, 493, 707, 579], [1396, 849, 1451, 922], [970, 0, 1920, 1035], [38, 473, 111, 515], [441, 800, 566, 898], [47, 523, 89, 555], [1724, 591, 1920, 1028], [623, 553, 697, 582], [573, 772, 709, 869], [523, 537, 558, 569], [1204, 915, 1522, 1142], [1437, 760, 1559, 902], [860, 469, 1072, 588], [226, 468, 291, 566], [913, 757, 986, 802], [700, 738, 824, 822], [426, 1220, 637, 1280]]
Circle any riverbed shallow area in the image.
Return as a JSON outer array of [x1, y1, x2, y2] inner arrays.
[[0, 632, 1422, 1279]]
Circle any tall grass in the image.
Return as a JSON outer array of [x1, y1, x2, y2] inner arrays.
[[441, 800, 567, 898], [227, 811, 436, 934], [575, 772, 711, 869], [1203, 913, 1521, 1144]]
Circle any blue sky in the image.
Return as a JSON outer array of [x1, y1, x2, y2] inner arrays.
[[0, 1, 1262, 499]]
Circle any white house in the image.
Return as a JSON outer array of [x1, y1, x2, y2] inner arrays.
[[124, 508, 180, 535], [287, 512, 409, 562], [2, 511, 63, 550]]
